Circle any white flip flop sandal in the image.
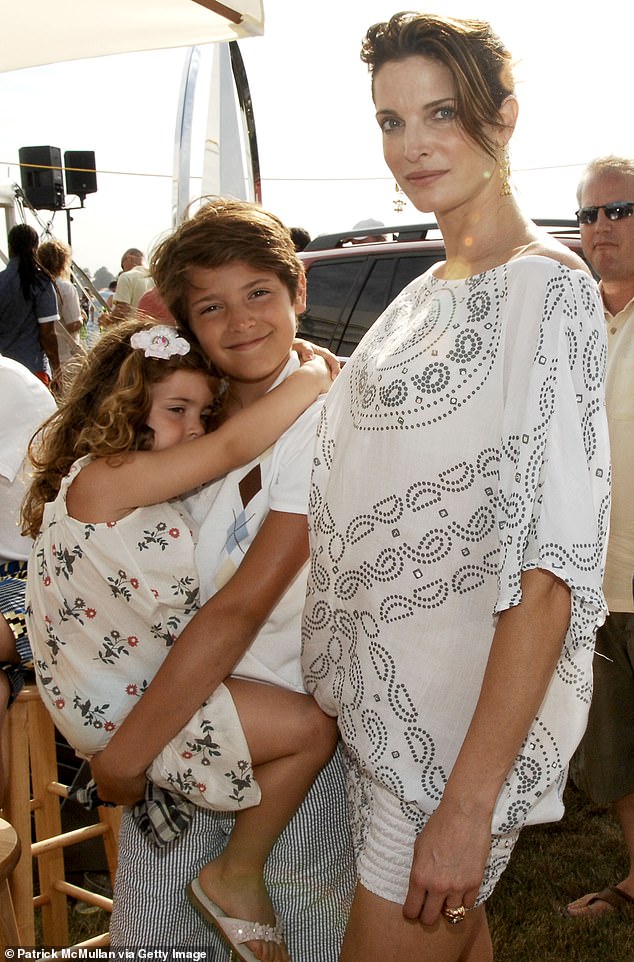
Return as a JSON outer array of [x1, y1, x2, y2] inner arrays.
[[187, 876, 286, 962]]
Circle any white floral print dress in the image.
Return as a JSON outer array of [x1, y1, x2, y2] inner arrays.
[[26, 456, 260, 811]]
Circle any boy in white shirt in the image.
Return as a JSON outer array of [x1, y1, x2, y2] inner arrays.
[[91, 199, 354, 961]]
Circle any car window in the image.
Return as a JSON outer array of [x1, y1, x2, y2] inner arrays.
[[299, 258, 367, 350], [391, 252, 444, 298], [300, 250, 447, 356], [336, 256, 396, 357], [337, 253, 445, 355]]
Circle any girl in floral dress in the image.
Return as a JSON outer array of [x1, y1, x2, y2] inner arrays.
[[23, 317, 337, 962]]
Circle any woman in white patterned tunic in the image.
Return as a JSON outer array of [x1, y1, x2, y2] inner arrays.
[[301, 13, 611, 962], [23, 317, 336, 962]]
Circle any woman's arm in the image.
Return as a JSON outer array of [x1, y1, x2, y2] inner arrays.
[[62, 284, 83, 334], [68, 357, 332, 522], [90, 509, 309, 805], [403, 567, 571, 925], [38, 321, 60, 377]]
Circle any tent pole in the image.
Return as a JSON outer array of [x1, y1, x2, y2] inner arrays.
[[173, 46, 201, 225], [229, 40, 261, 203]]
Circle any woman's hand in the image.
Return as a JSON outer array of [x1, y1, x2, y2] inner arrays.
[[293, 337, 341, 379], [90, 749, 147, 807], [403, 801, 491, 926]]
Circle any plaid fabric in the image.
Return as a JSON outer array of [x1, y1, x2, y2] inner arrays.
[[0, 560, 32, 705], [110, 745, 355, 961], [0, 560, 32, 666], [72, 779, 196, 848]]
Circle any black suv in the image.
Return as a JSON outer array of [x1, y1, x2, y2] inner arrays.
[[297, 220, 583, 358]]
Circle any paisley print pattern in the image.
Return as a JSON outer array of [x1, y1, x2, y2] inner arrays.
[[302, 258, 610, 869]]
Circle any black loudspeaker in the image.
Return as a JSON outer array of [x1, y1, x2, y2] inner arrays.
[[64, 150, 97, 197], [18, 145, 65, 211]]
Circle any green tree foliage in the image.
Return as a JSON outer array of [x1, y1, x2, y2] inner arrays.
[[93, 266, 114, 289]]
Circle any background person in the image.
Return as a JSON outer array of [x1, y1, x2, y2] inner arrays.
[[136, 284, 176, 324], [102, 279, 117, 309], [38, 238, 85, 367], [300, 13, 610, 962], [91, 199, 355, 961], [566, 156, 634, 918], [108, 247, 153, 325], [289, 227, 311, 252], [348, 217, 388, 244], [94, 279, 116, 316], [0, 223, 60, 383], [0, 352, 57, 803], [86, 279, 116, 344]]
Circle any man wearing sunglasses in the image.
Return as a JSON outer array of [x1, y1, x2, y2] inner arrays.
[[567, 156, 634, 919]]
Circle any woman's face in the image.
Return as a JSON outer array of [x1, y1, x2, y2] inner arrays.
[[374, 54, 496, 218]]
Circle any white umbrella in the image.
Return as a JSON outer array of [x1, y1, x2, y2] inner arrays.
[[0, 0, 264, 72]]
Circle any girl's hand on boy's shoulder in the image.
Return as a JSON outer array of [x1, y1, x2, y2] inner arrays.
[[293, 338, 341, 381], [301, 355, 338, 395]]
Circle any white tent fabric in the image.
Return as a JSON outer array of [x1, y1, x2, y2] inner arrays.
[[0, 0, 264, 72]]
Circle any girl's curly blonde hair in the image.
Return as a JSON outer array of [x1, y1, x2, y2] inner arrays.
[[21, 317, 223, 538]]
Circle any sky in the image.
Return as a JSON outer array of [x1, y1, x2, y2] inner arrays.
[[1, 0, 633, 277]]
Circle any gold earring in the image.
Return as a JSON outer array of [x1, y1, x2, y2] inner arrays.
[[499, 146, 512, 197], [393, 180, 406, 213]]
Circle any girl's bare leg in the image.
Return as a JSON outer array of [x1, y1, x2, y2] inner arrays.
[[339, 883, 493, 962], [196, 678, 338, 962]]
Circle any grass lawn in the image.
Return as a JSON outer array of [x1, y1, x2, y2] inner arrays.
[[488, 783, 633, 962]]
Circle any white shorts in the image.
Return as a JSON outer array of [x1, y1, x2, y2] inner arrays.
[[344, 752, 520, 906]]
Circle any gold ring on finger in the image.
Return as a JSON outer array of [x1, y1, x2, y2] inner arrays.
[[441, 904, 466, 925]]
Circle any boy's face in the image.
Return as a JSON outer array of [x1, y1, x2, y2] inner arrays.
[[186, 260, 306, 401]]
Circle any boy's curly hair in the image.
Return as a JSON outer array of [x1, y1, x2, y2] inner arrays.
[[21, 317, 222, 538]]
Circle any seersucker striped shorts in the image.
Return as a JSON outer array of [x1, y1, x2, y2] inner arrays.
[[110, 744, 355, 960]]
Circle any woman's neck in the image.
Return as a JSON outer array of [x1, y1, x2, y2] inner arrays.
[[435, 197, 538, 279]]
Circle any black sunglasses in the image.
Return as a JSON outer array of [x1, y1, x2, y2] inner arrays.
[[576, 201, 634, 225]]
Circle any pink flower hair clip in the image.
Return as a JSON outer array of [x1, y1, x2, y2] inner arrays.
[[130, 325, 190, 359]]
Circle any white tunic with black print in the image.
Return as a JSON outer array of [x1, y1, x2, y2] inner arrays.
[[302, 256, 610, 836], [26, 456, 259, 811]]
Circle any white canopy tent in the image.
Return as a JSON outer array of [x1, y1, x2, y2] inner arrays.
[[0, 0, 264, 72], [1, 0, 265, 244]]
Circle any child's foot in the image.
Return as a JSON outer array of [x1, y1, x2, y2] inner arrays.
[[189, 860, 289, 962]]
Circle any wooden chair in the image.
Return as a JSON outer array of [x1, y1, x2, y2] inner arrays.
[[2, 684, 121, 947], [0, 817, 20, 948]]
